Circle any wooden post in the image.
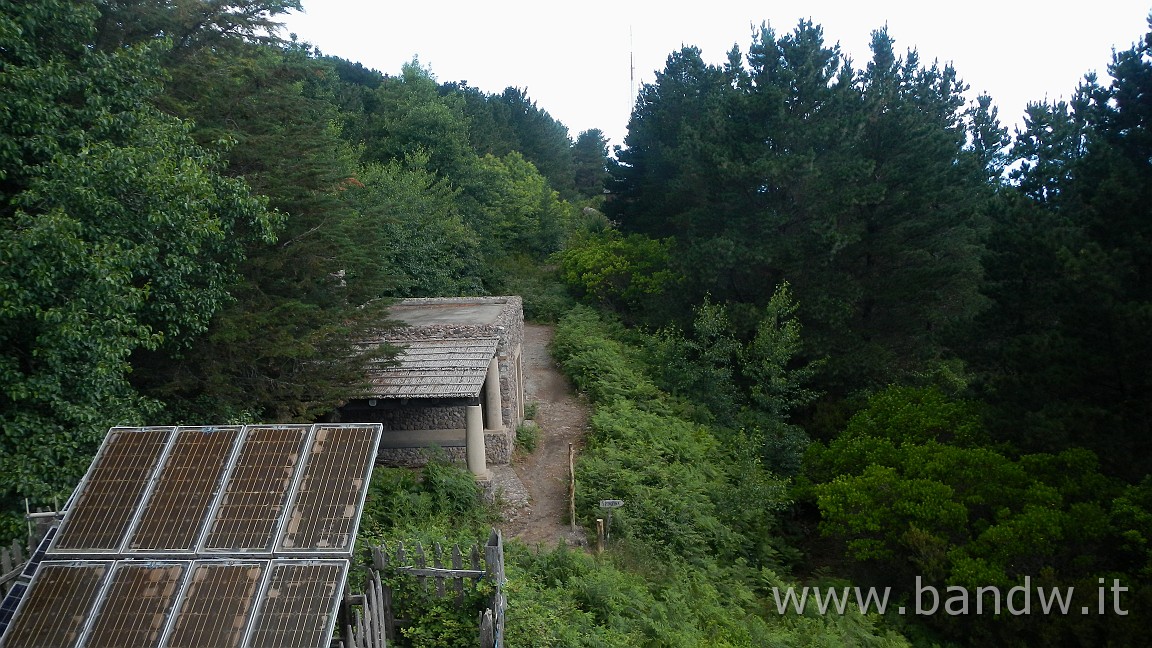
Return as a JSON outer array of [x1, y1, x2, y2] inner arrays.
[[596, 518, 605, 554], [340, 581, 354, 648], [480, 609, 495, 648], [568, 443, 576, 530]]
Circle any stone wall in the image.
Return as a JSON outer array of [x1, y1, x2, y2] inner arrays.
[[484, 429, 512, 465], [385, 296, 525, 433], [352, 404, 466, 430], [374, 446, 466, 467]]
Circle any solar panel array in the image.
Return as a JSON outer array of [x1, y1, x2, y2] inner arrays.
[[0, 559, 348, 648], [0, 423, 380, 648]]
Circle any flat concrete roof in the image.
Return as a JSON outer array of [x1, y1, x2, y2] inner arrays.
[[388, 302, 506, 327]]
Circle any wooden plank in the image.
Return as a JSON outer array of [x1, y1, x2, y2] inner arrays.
[[452, 545, 465, 606], [393, 566, 484, 579], [433, 543, 445, 598], [485, 529, 504, 584], [372, 571, 386, 648], [353, 607, 365, 648], [413, 543, 426, 594], [479, 609, 495, 648], [381, 573, 395, 642]]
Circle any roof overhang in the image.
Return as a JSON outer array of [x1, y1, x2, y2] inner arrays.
[[363, 337, 499, 400]]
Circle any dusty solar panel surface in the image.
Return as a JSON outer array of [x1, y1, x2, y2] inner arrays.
[[278, 424, 378, 553], [0, 423, 381, 648], [84, 562, 187, 648], [246, 561, 347, 648], [163, 561, 264, 648], [0, 561, 110, 648], [128, 427, 241, 552], [52, 428, 172, 552], [201, 425, 311, 553]]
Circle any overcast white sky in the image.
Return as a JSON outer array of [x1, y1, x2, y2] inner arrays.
[[281, 2, 1152, 149]]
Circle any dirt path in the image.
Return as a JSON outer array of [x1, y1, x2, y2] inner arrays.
[[497, 324, 588, 546]]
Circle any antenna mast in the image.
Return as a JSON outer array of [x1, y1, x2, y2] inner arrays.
[[630, 26, 635, 101]]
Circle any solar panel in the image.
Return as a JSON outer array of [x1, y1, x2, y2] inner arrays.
[[127, 427, 241, 553], [245, 560, 347, 648], [0, 583, 27, 641], [51, 428, 173, 553], [201, 426, 311, 554], [278, 424, 381, 554], [162, 560, 266, 648], [19, 526, 56, 579], [82, 561, 188, 648], [0, 561, 111, 648], [1, 424, 381, 648]]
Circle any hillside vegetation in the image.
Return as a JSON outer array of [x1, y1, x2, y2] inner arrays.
[[3, 2, 1152, 644]]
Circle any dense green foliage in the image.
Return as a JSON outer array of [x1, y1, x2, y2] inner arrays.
[[540, 307, 910, 646], [0, 0, 607, 519], [580, 14, 1152, 646], [4, 1, 1152, 644], [806, 387, 1148, 643], [0, 0, 277, 502], [608, 23, 990, 394]]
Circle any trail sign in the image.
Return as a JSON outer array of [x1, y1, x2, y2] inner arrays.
[[599, 499, 624, 508]]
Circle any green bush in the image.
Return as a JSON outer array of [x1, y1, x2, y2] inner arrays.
[[387, 572, 493, 648], [358, 460, 496, 546], [488, 253, 576, 323], [515, 421, 539, 454], [551, 307, 663, 406], [553, 308, 791, 567]]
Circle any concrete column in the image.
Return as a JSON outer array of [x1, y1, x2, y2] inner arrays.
[[466, 404, 489, 478], [484, 356, 503, 431]]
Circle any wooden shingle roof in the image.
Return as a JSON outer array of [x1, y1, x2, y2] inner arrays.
[[364, 337, 498, 399]]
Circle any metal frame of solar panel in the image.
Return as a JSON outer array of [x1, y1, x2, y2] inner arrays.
[[19, 526, 56, 580], [0, 423, 380, 648], [81, 560, 189, 648], [45, 423, 381, 559], [0, 560, 113, 648], [50, 427, 175, 554], [0, 558, 349, 648], [243, 559, 348, 648], [126, 426, 243, 554], [199, 424, 314, 555], [275, 424, 382, 555], [160, 559, 267, 648]]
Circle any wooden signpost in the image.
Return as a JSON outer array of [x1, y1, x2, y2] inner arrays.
[[597, 499, 624, 551]]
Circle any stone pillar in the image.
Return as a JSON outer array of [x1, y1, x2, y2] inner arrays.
[[484, 356, 503, 431], [466, 404, 489, 478]]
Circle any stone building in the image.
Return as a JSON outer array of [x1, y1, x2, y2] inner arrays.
[[337, 296, 525, 478]]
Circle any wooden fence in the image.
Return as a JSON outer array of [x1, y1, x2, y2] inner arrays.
[[340, 528, 505, 648], [0, 540, 27, 597]]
